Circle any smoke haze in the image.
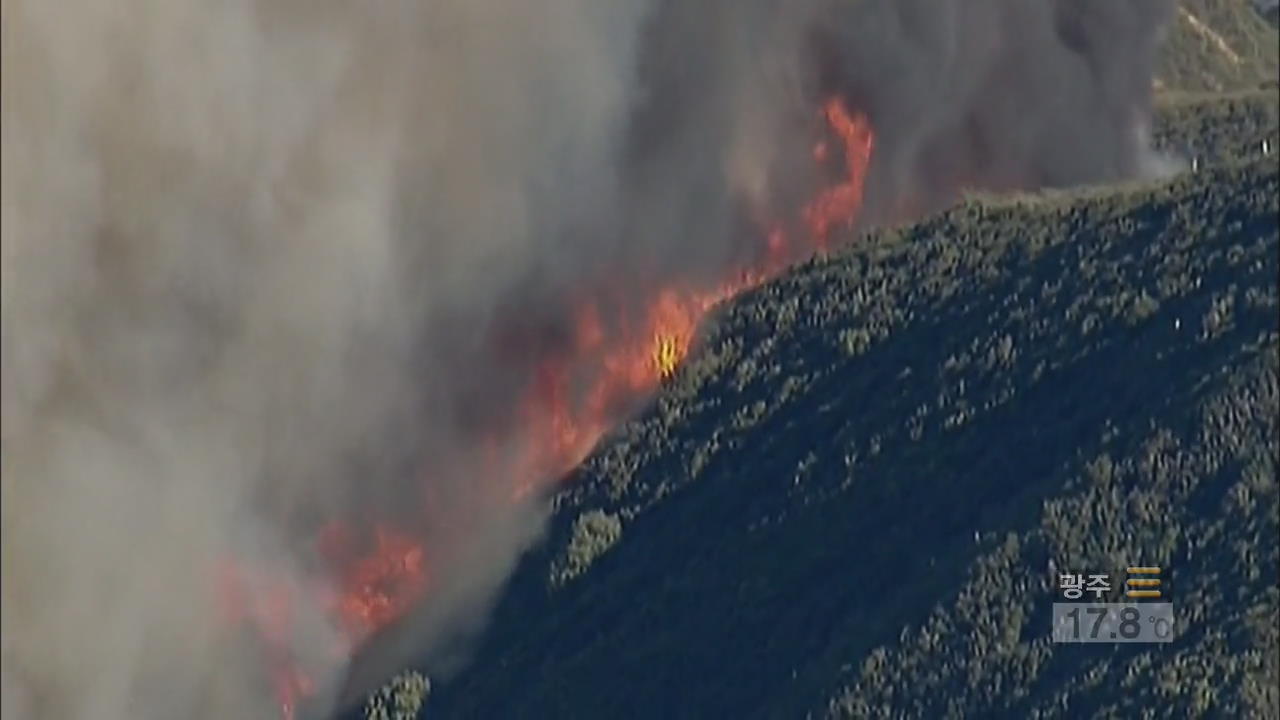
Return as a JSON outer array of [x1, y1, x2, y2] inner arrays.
[[1, 0, 1175, 718]]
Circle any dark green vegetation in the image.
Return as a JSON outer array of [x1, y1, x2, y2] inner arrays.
[[1153, 89, 1279, 163], [412, 151, 1278, 720], [352, 6, 1279, 718]]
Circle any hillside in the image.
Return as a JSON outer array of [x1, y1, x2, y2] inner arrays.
[[390, 152, 1280, 720], [339, 16, 1280, 719], [1153, 88, 1279, 162], [1156, 0, 1279, 93]]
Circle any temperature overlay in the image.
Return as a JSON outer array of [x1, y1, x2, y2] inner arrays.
[[1052, 603, 1175, 643]]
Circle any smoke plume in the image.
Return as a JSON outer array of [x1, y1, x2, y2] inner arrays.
[[2, 0, 1174, 717]]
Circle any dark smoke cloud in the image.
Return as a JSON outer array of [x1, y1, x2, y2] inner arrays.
[[816, 0, 1179, 221], [2, 1, 1175, 718]]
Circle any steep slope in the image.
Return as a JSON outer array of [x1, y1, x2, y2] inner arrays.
[[345, 64, 1280, 720], [1156, 0, 1279, 93], [415, 156, 1279, 719]]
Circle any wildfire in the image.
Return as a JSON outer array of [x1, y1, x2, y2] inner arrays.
[[652, 333, 682, 380], [217, 563, 319, 720], [224, 96, 874, 718], [321, 524, 430, 643], [803, 98, 876, 247], [218, 523, 428, 719]]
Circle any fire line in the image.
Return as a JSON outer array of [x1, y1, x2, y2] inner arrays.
[[223, 96, 875, 719]]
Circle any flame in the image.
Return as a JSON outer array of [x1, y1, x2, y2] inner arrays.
[[803, 98, 876, 248], [223, 96, 873, 718], [217, 563, 319, 720], [320, 523, 430, 643], [505, 98, 874, 502], [218, 523, 428, 718], [652, 333, 682, 380]]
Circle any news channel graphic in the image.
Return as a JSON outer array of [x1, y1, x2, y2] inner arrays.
[[1051, 565, 1175, 644]]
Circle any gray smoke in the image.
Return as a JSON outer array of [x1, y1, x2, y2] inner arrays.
[[1, 1, 1174, 718]]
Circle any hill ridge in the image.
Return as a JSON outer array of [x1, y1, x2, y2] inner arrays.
[[426, 156, 1278, 719]]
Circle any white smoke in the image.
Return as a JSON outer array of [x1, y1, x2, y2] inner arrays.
[[2, 1, 1178, 718], [2, 0, 644, 717]]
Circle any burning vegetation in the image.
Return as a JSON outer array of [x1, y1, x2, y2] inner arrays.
[[221, 97, 876, 718], [2, 2, 1182, 719]]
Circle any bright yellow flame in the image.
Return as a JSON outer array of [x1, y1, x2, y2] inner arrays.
[[652, 333, 683, 380]]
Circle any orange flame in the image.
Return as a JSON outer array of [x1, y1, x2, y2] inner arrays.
[[508, 98, 874, 496], [224, 96, 873, 718], [803, 98, 876, 249], [320, 523, 430, 643], [216, 563, 319, 720]]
